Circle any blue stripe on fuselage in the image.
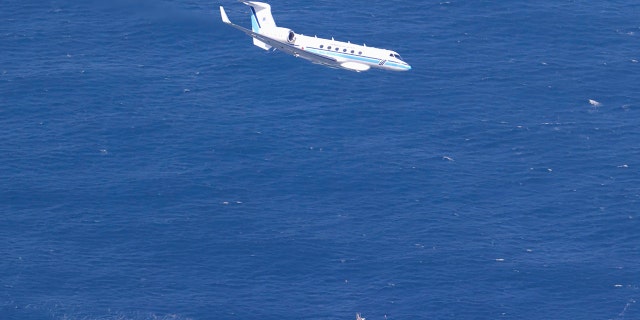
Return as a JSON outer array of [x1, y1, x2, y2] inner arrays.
[[384, 61, 411, 70], [305, 47, 409, 68], [305, 48, 380, 64]]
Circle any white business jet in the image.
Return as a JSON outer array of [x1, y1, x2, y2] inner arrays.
[[219, 1, 411, 72]]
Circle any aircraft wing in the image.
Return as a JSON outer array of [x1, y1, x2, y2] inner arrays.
[[220, 6, 338, 66], [258, 36, 339, 66]]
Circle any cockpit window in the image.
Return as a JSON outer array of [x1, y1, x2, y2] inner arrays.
[[390, 53, 402, 60]]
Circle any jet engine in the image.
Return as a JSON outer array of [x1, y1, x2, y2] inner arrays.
[[266, 27, 296, 44]]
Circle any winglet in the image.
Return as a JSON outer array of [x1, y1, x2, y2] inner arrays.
[[220, 6, 231, 24]]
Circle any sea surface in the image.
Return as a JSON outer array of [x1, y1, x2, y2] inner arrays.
[[1, 1, 639, 319]]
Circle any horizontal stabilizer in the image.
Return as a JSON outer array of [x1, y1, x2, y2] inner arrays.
[[253, 38, 272, 50]]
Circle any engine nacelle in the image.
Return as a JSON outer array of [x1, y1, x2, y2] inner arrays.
[[265, 27, 296, 44]]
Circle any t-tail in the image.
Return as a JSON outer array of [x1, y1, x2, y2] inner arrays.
[[243, 1, 276, 50]]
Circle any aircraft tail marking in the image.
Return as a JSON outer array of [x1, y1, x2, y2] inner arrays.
[[244, 2, 276, 50], [220, 4, 272, 50], [243, 2, 277, 32]]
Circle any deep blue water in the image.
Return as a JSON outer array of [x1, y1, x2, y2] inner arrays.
[[2, 1, 639, 319]]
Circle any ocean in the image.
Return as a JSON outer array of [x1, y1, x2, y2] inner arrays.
[[1, 1, 639, 319]]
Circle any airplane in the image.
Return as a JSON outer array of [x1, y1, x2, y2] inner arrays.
[[219, 1, 411, 72]]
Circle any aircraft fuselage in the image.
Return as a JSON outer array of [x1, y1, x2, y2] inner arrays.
[[289, 34, 411, 72]]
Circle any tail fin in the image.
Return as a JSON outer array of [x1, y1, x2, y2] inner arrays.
[[244, 1, 277, 32], [243, 1, 276, 50]]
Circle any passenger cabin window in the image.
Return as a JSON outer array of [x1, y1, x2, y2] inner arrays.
[[358, 51, 362, 55], [343, 49, 347, 52], [320, 45, 324, 48], [351, 50, 355, 54], [328, 46, 331, 49], [335, 48, 339, 51]]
